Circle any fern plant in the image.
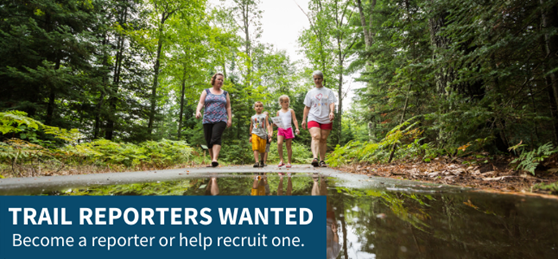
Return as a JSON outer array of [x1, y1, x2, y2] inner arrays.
[[326, 117, 424, 166], [511, 142, 558, 175], [0, 111, 43, 134]]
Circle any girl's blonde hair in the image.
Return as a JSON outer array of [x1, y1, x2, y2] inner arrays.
[[278, 95, 290, 106]]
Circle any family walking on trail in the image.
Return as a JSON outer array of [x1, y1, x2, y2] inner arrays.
[[196, 71, 337, 168]]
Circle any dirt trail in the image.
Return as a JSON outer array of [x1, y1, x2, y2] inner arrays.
[[337, 158, 558, 197]]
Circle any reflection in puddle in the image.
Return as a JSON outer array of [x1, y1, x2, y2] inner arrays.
[[35, 173, 558, 258]]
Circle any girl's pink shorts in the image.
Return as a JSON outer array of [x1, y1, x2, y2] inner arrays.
[[278, 127, 295, 139]]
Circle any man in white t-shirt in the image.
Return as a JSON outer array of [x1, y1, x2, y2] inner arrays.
[[301, 71, 338, 167]]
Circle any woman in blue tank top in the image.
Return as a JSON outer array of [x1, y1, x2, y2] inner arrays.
[[195, 73, 232, 167]]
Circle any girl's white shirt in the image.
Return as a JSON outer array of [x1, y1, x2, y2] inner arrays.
[[278, 108, 293, 129]]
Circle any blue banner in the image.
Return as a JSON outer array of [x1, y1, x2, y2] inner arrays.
[[0, 196, 325, 258]]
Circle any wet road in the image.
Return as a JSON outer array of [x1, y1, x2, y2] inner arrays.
[[0, 165, 461, 195], [2, 166, 558, 258]]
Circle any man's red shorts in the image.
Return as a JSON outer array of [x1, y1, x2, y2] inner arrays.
[[308, 121, 333, 130]]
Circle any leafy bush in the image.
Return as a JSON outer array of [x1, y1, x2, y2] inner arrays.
[[266, 141, 312, 164], [533, 181, 558, 193], [63, 181, 195, 196], [61, 139, 194, 168], [0, 111, 43, 135], [326, 118, 423, 167], [0, 111, 195, 177], [219, 140, 254, 165], [1, 110, 82, 145], [510, 142, 558, 175]]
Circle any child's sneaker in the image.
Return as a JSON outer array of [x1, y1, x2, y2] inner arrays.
[[278, 162, 285, 167], [286, 164, 292, 168]]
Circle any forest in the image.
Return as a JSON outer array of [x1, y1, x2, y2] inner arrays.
[[1, 0, 558, 191]]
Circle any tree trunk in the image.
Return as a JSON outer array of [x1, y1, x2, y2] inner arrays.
[[177, 68, 187, 139], [428, 12, 453, 95], [45, 86, 56, 126], [541, 0, 558, 115], [105, 6, 127, 140], [148, 20, 165, 135], [241, 3, 252, 86], [388, 84, 411, 163], [45, 56, 61, 126], [355, 0, 374, 48], [94, 92, 105, 139], [94, 34, 110, 139], [44, 11, 58, 126], [546, 74, 558, 143], [356, 0, 377, 142], [340, 197, 349, 259], [337, 40, 343, 145]]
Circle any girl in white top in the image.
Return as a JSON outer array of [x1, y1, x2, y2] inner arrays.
[[276, 95, 300, 168]]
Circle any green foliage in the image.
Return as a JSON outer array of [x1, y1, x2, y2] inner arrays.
[[0, 111, 43, 134], [336, 0, 558, 156], [60, 174, 318, 196], [218, 140, 253, 165], [326, 118, 423, 166], [4, 0, 557, 167], [510, 142, 558, 175], [0, 111, 195, 176], [534, 181, 558, 193], [63, 181, 194, 196], [266, 141, 313, 164], [61, 138, 194, 168], [1, 110, 84, 145]]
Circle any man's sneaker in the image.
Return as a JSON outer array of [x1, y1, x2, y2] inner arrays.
[[311, 158, 319, 167], [254, 162, 260, 168], [260, 161, 264, 167]]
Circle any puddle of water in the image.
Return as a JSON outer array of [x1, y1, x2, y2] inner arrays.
[[4, 173, 558, 258]]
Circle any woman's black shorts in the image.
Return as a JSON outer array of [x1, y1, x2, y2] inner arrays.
[[203, 122, 227, 149]]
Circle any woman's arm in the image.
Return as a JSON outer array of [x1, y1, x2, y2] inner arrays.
[[332, 223, 338, 242], [329, 103, 335, 121], [195, 91, 207, 119], [291, 109, 300, 134], [226, 93, 232, 128]]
